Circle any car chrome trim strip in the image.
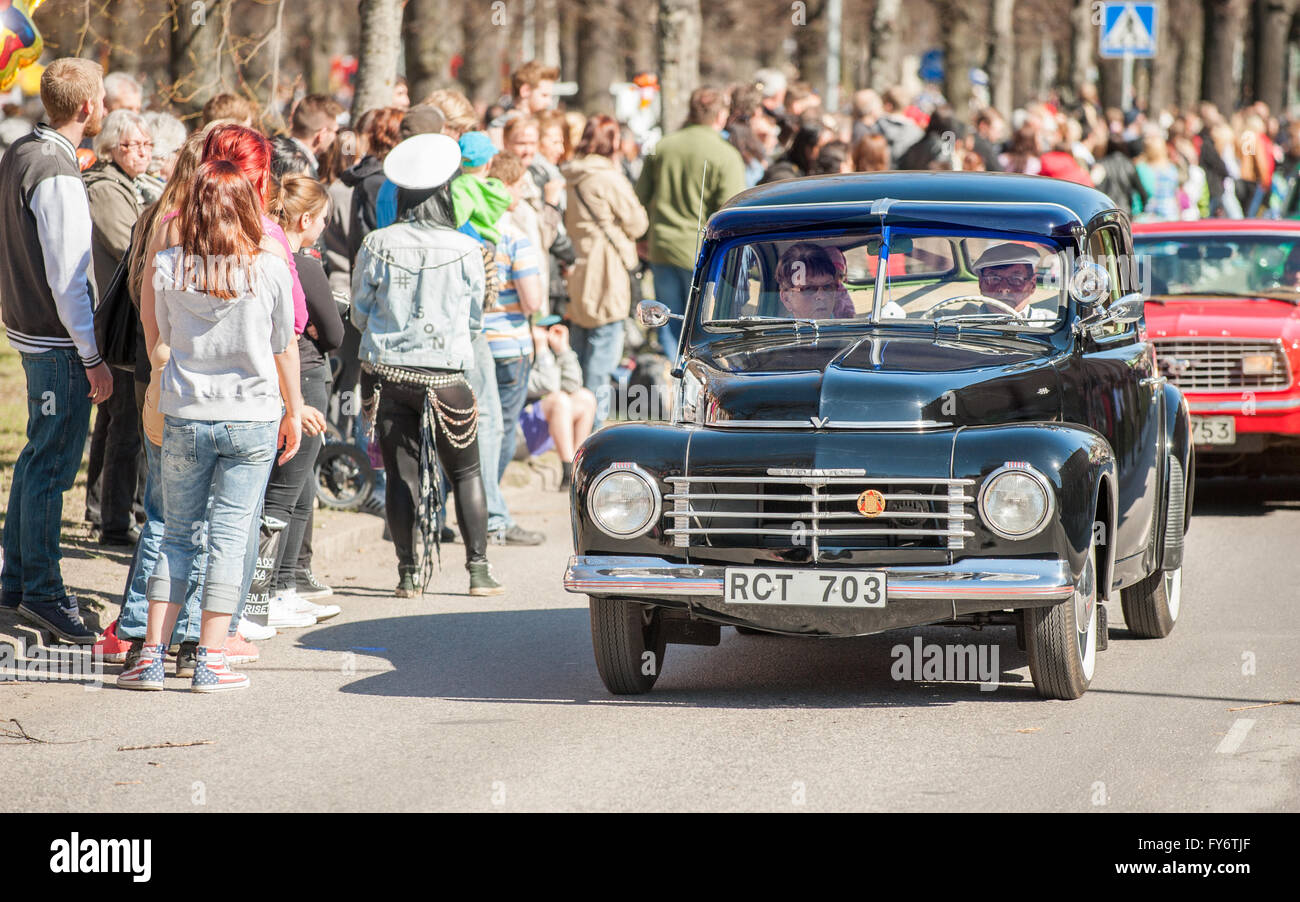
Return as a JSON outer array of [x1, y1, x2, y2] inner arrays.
[[564, 555, 1075, 601], [1186, 398, 1300, 412], [705, 419, 953, 430]]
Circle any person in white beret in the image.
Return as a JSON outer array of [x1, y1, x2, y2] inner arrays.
[[350, 133, 505, 599], [971, 242, 1056, 319]]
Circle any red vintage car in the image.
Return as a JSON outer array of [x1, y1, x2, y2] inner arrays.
[[1133, 220, 1300, 471]]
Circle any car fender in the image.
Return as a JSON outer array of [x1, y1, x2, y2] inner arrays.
[[953, 424, 1118, 597]]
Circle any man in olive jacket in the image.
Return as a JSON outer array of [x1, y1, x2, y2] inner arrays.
[[636, 86, 746, 355]]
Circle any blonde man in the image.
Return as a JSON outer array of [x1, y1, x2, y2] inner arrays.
[[0, 58, 112, 643]]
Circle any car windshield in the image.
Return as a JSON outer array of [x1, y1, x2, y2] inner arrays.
[[699, 230, 1069, 330], [1133, 233, 1300, 299]]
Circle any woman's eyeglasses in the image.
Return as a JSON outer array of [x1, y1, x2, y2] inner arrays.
[[118, 141, 154, 154]]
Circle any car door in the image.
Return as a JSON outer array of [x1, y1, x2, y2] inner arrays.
[[1075, 221, 1161, 573]]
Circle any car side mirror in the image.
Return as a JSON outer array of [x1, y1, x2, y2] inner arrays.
[[1107, 292, 1145, 325], [636, 300, 683, 328]]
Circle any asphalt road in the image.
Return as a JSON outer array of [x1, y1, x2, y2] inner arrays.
[[2, 475, 1297, 813]]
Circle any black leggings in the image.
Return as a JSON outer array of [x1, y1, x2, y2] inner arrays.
[[263, 363, 329, 591], [363, 371, 488, 570]]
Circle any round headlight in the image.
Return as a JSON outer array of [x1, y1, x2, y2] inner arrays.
[[589, 466, 661, 538], [979, 466, 1053, 539]]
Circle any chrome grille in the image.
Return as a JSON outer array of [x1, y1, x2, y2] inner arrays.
[[1152, 338, 1291, 391], [665, 468, 975, 557]]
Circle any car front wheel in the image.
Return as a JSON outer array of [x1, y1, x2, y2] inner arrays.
[[1024, 543, 1098, 700], [589, 597, 667, 694], [1119, 566, 1181, 638]]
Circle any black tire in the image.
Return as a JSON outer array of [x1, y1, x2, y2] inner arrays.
[[315, 443, 376, 511], [1024, 543, 1098, 700], [589, 596, 666, 694], [735, 625, 768, 635], [1120, 567, 1180, 638]]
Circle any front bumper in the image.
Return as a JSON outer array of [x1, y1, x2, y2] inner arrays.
[[564, 555, 1074, 603], [1187, 395, 1300, 444], [565, 555, 1077, 636]]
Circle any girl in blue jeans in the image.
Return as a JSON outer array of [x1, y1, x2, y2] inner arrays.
[[118, 159, 302, 692]]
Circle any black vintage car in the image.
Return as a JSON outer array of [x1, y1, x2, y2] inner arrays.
[[564, 172, 1193, 700]]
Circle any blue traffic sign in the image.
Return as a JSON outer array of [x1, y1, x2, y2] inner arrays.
[[1099, 2, 1158, 59]]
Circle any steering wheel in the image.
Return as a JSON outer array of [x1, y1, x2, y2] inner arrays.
[[924, 295, 1026, 318]]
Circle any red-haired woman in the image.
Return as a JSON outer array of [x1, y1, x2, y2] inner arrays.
[[561, 114, 648, 428], [118, 160, 303, 692]]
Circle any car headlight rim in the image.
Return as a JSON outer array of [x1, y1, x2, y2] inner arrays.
[[978, 464, 1054, 540], [588, 464, 662, 539]]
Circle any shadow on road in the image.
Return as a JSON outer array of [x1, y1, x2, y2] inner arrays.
[[1192, 475, 1300, 516], [301, 611, 1054, 709]]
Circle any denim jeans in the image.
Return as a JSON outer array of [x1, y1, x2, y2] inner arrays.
[[117, 439, 202, 642], [494, 355, 532, 482], [464, 332, 512, 533], [147, 417, 278, 615], [570, 320, 626, 430], [2, 349, 92, 605], [650, 262, 693, 358]]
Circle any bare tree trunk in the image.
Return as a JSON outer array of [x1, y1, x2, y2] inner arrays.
[[1068, 0, 1095, 98], [1149, 0, 1178, 113], [168, 0, 233, 114], [405, 0, 457, 102], [576, 2, 618, 114], [1203, 0, 1248, 114], [539, 0, 562, 67], [937, 0, 974, 119], [108, 0, 145, 72], [988, 0, 1015, 118], [1174, 0, 1206, 110], [658, 0, 701, 132], [460, 1, 508, 107], [870, 0, 902, 92], [304, 2, 335, 95], [1253, 0, 1294, 110], [625, 0, 656, 78], [353, 0, 402, 117], [794, 0, 829, 100]]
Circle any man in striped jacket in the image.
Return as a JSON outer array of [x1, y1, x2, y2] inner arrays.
[[0, 58, 111, 644]]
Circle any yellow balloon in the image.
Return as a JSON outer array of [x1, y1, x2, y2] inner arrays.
[[18, 61, 44, 97], [0, 0, 46, 93]]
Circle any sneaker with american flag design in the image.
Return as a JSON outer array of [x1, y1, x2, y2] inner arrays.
[[190, 647, 250, 693], [116, 643, 166, 691]]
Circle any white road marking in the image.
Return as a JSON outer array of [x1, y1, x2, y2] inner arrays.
[[1215, 718, 1256, 755]]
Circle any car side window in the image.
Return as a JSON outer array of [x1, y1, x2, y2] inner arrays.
[[1087, 225, 1129, 339]]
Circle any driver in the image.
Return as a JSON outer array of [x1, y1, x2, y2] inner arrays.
[[971, 243, 1055, 320], [774, 242, 904, 319], [776, 243, 854, 319], [1279, 244, 1300, 289]]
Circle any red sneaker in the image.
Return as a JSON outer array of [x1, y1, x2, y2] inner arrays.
[[226, 633, 260, 665], [93, 619, 135, 664]]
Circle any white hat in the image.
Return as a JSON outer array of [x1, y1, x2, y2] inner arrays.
[[383, 133, 461, 190], [972, 242, 1043, 272]]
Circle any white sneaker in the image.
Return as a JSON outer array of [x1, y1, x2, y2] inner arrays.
[[267, 591, 317, 628], [236, 618, 277, 641], [280, 587, 341, 622]]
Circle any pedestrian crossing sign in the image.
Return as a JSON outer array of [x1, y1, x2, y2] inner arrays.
[[1099, 2, 1158, 59]]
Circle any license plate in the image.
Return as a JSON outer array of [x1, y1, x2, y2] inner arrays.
[[723, 568, 887, 608], [1191, 416, 1235, 445]]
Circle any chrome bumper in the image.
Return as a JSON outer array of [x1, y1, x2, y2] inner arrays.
[[564, 555, 1075, 602]]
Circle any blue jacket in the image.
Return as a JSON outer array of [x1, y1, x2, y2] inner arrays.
[[350, 221, 486, 371]]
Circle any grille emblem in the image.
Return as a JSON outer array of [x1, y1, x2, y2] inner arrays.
[[856, 489, 886, 517]]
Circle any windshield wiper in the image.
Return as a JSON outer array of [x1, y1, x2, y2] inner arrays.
[[707, 316, 823, 330], [933, 312, 1047, 327]]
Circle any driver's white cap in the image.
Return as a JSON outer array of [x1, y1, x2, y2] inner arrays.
[[383, 133, 461, 190], [972, 242, 1042, 271]]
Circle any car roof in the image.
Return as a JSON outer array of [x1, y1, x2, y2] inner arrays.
[[709, 171, 1121, 243], [1132, 218, 1300, 236]]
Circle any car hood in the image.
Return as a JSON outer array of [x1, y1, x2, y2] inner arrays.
[[688, 330, 1063, 428], [1145, 295, 1300, 343]]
